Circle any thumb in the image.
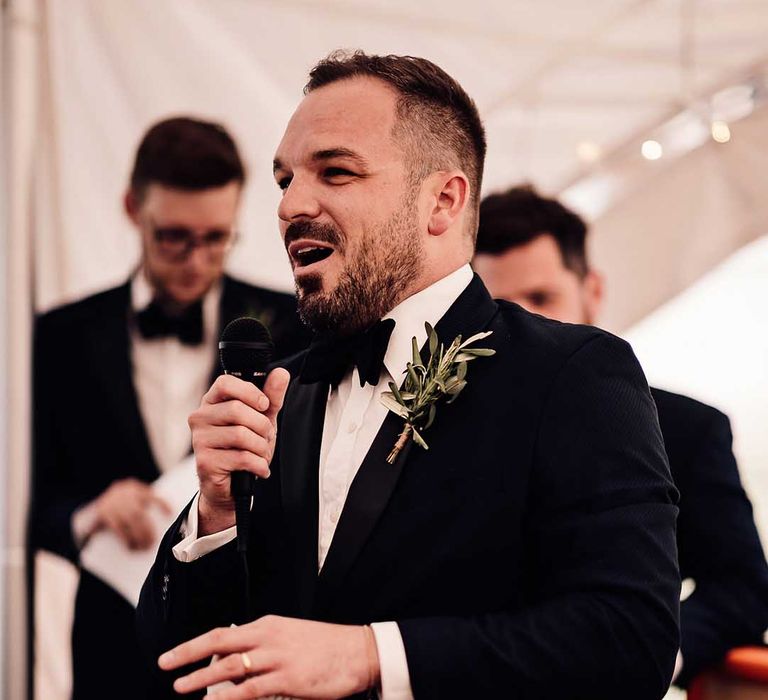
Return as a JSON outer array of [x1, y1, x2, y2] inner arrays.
[[263, 368, 291, 422]]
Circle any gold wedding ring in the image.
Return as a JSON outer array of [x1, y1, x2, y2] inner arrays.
[[241, 651, 253, 675]]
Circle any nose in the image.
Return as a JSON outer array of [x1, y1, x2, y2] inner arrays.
[[277, 175, 321, 224], [183, 242, 211, 272]]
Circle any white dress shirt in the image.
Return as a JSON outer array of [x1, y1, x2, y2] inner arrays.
[[71, 271, 221, 546], [130, 271, 221, 475], [174, 264, 474, 700]]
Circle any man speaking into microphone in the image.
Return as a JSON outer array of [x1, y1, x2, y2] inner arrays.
[[138, 51, 680, 699]]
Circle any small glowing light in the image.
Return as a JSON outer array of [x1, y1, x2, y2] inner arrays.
[[576, 141, 602, 163], [711, 120, 731, 144], [641, 140, 663, 160]]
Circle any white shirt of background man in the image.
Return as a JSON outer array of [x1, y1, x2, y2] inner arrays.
[[71, 270, 221, 546]]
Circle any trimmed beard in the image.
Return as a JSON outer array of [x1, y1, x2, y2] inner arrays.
[[296, 201, 422, 335]]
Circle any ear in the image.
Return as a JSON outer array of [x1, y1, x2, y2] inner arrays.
[[124, 189, 141, 225], [427, 171, 469, 237], [582, 269, 604, 325]]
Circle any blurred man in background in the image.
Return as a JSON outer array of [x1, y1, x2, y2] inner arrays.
[[473, 184, 768, 687], [30, 116, 309, 699]]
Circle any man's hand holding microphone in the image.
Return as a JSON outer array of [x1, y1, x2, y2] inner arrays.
[[189, 369, 290, 537]]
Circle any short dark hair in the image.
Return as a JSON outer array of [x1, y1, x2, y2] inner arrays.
[[476, 185, 589, 278], [305, 50, 487, 238], [129, 117, 245, 201]]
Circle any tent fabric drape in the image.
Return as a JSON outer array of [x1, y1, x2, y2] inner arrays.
[[2, 0, 40, 698]]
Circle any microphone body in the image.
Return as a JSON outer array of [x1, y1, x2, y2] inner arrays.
[[223, 360, 268, 502], [218, 319, 275, 554]]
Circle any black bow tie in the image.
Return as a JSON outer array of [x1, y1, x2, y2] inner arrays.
[[135, 300, 204, 345], [300, 318, 396, 388]]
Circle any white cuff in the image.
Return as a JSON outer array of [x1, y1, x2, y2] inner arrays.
[[72, 500, 100, 549], [172, 492, 237, 563], [672, 649, 683, 682], [370, 622, 413, 700]]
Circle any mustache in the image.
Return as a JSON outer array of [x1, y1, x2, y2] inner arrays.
[[284, 221, 344, 251]]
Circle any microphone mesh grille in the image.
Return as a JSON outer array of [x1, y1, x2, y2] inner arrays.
[[221, 317, 272, 344], [219, 317, 274, 374]]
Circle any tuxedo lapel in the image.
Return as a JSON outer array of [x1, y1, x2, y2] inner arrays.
[[315, 409, 413, 608], [218, 275, 239, 337], [209, 276, 245, 384], [279, 378, 327, 615], [89, 283, 158, 481], [315, 274, 498, 609]]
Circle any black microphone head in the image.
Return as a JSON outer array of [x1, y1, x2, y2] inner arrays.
[[219, 317, 274, 386]]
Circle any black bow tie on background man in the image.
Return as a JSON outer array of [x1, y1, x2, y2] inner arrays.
[[300, 318, 396, 388], [135, 300, 204, 345]]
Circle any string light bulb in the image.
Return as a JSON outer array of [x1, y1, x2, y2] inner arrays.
[[641, 140, 663, 160], [711, 120, 731, 143], [577, 141, 602, 163]]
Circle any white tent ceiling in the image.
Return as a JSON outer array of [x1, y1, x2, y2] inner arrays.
[[34, 0, 768, 323]]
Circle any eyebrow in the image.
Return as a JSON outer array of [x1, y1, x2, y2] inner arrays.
[[313, 148, 369, 167], [273, 147, 369, 174]]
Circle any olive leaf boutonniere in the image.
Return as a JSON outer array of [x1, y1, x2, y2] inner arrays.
[[380, 323, 496, 464]]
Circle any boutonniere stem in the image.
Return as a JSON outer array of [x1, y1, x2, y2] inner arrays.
[[381, 323, 495, 464]]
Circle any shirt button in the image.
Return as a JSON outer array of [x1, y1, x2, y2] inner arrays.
[[347, 421, 358, 433]]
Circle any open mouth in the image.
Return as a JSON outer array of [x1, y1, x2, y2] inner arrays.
[[288, 241, 335, 269]]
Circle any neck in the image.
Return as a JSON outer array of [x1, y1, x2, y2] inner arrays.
[[142, 271, 201, 317], [394, 256, 469, 306], [382, 261, 468, 318], [156, 297, 196, 317]]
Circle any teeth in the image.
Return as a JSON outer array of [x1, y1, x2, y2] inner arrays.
[[293, 244, 333, 267]]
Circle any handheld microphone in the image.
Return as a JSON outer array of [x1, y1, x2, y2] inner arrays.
[[219, 317, 274, 555]]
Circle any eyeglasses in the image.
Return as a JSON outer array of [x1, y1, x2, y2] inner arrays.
[[149, 220, 237, 261]]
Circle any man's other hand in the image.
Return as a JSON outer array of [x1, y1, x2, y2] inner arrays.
[[159, 615, 379, 699], [94, 477, 171, 550]]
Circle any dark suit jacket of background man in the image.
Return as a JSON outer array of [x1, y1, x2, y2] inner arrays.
[[650, 388, 768, 687], [30, 274, 310, 699], [138, 276, 681, 700]]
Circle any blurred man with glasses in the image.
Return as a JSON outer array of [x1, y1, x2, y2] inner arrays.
[[30, 117, 309, 699]]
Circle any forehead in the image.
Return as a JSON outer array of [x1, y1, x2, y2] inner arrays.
[[275, 77, 401, 166], [476, 235, 572, 289], [140, 183, 240, 226]]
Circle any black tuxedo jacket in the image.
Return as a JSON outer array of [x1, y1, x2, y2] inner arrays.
[[30, 274, 310, 699], [651, 389, 768, 687], [138, 276, 680, 699]]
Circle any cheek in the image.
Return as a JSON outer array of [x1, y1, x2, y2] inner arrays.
[[556, 297, 587, 324], [144, 252, 172, 278]]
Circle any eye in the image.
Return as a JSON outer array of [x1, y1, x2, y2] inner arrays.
[[276, 175, 292, 191], [324, 167, 356, 181], [528, 292, 552, 308], [155, 227, 191, 244], [203, 230, 229, 245]]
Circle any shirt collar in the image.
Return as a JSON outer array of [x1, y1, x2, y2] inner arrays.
[[382, 264, 473, 383]]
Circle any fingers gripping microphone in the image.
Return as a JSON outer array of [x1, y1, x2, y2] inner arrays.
[[219, 317, 274, 556]]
